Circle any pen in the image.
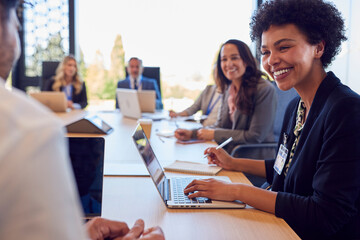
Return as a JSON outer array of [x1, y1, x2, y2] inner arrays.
[[174, 120, 179, 129], [203, 137, 233, 158]]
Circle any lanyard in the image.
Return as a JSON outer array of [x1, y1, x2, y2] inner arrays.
[[205, 94, 221, 115]]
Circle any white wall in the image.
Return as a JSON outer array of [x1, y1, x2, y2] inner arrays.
[[327, 0, 360, 93]]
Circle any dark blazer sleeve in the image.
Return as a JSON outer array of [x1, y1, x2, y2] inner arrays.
[[72, 82, 88, 109]]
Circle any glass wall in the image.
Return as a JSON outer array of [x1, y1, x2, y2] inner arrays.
[[78, 0, 256, 110], [23, 0, 70, 77]]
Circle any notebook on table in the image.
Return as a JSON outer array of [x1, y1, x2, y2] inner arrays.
[[30, 91, 67, 112], [164, 160, 222, 175], [67, 137, 105, 219], [132, 124, 245, 209]]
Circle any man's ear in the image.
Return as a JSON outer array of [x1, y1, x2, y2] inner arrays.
[[314, 40, 325, 58]]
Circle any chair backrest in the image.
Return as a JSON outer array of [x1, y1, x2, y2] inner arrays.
[[126, 67, 161, 98], [41, 61, 60, 90], [272, 81, 299, 142]]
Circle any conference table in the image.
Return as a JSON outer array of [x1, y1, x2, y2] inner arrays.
[[56, 110, 299, 240]]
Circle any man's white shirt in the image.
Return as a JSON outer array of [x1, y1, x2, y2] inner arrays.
[[0, 80, 87, 239]]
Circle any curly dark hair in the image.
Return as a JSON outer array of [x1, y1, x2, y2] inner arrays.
[[217, 39, 263, 115], [250, 0, 347, 68]]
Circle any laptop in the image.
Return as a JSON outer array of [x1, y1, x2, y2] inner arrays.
[[132, 124, 246, 209], [116, 88, 166, 120], [30, 91, 67, 112], [138, 90, 156, 113], [67, 137, 105, 219]]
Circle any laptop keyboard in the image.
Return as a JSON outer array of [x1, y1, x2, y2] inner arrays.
[[172, 178, 212, 204]]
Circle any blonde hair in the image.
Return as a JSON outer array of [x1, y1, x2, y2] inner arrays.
[[52, 55, 83, 95]]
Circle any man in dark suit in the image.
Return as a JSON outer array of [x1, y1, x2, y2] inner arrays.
[[116, 57, 163, 109]]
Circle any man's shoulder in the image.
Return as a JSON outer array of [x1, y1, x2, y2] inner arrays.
[[141, 76, 157, 83], [117, 78, 130, 87], [0, 86, 63, 132]]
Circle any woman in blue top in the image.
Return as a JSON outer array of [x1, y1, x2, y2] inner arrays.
[[184, 0, 360, 239], [46, 55, 88, 109]]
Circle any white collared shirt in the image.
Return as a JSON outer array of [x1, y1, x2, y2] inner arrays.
[[0, 79, 87, 240]]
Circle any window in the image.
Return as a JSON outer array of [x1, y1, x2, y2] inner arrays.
[[78, 0, 256, 110], [327, 0, 360, 93], [259, 0, 360, 94], [24, 0, 70, 77]]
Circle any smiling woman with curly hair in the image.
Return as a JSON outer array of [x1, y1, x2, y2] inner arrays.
[[183, 0, 360, 239], [250, 0, 347, 68]]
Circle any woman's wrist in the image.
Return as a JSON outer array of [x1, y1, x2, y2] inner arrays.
[[233, 183, 245, 201], [230, 157, 242, 172]]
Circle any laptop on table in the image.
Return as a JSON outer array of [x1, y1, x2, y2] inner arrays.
[[30, 91, 67, 112], [67, 137, 105, 219], [132, 124, 245, 209], [116, 88, 167, 120]]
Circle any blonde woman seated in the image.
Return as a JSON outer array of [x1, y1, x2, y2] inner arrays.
[[46, 55, 88, 109]]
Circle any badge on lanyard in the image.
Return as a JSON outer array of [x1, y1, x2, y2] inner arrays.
[[274, 133, 289, 175]]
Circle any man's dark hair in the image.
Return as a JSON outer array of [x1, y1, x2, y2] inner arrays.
[[0, 0, 19, 20], [250, 0, 347, 68]]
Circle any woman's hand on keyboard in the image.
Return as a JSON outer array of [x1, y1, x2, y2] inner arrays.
[[183, 178, 240, 202]]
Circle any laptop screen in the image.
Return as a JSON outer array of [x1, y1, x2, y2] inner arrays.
[[67, 137, 105, 218], [132, 124, 166, 196]]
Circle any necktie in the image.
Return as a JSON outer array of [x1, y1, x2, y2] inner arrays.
[[134, 78, 138, 90]]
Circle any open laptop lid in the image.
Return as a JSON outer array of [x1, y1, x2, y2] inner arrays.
[[30, 91, 67, 112], [116, 88, 142, 119], [132, 124, 168, 203], [138, 90, 156, 113], [67, 137, 105, 219], [132, 124, 246, 209]]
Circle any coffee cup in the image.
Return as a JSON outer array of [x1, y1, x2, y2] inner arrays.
[[137, 119, 153, 139]]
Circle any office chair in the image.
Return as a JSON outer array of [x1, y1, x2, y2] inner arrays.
[[126, 67, 161, 98], [41, 61, 60, 91], [231, 81, 299, 187]]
